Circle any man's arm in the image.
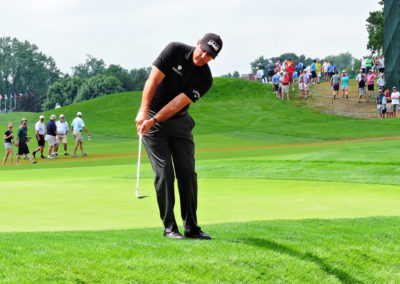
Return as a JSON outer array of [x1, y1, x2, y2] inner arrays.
[[135, 66, 165, 128], [138, 93, 192, 135], [83, 126, 90, 136]]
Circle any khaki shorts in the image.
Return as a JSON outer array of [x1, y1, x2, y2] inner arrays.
[[73, 131, 83, 142], [282, 85, 289, 93], [4, 142, 12, 150], [56, 134, 68, 144], [46, 135, 56, 147]]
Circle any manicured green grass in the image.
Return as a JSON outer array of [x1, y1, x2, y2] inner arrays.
[[1, 78, 400, 282]]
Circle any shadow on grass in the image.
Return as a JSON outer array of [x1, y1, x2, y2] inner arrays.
[[234, 238, 363, 284]]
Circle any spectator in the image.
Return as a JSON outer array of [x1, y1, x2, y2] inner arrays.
[[303, 70, 310, 98], [280, 72, 291, 100], [385, 89, 393, 118], [46, 114, 60, 159], [376, 89, 385, 119], [15, 119, 37, 165], [358, 73, 366, 103], [267, 60, 276, 83], [327, 61, 336, 79], [272, 71, 281, 98], [295, 59, 303, 75], [316, 59, 322, 83], [377, 73, 385, 91], [292, 70, 298, 91], [311, 60, 317, 85], [298, 70, 305, 98], [3, 122, 14, 166], [256, 63, 266, 83], [367, 70, 377, 98], [365, 56, 372, 73], [322, 60, 329, 81], [55, 103, 61, 109], [391, 87, 400, 118], [372, 56, 379, 75], [356, 69, 364, 82], [330, 71, 341, 100], [361, 56, 366, 74], [32, 115, 46, 159], [378, 55, 385, 74], [71, 112, 91, 158], [341, 71, 349, 99], [55, 114, 69, 156]]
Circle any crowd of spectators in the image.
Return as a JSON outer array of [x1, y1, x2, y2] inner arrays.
[[3, 112, 91, 166]]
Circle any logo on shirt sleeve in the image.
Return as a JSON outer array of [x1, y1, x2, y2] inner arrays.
[[193, 90, 200, 99]]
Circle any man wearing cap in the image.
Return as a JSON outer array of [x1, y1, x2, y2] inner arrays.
[[391, 87, 400, 118], [15, 119, 37, 165], [32, 115, 46, 159], [46, 114, 60, 159], [267, 60, 276, 83], [71, 112, 90, 157], [135, 33, 222, 240], [54, 114, 69, 156], [367, 70, 377, 98]]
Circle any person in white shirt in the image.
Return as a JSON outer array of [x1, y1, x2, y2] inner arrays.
[[54, 114, 69, 156], [391, 87, 400, 118], [377, 74, 385, 91], [378, 55, 385, 74], [32, 115, 46, 159]]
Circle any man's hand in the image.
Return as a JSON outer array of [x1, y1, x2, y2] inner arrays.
[[137, 119, 155, 136], [135, 111, 148, 128]]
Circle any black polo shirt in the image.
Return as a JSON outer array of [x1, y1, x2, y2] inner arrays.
[[150, 42, 213, 116]]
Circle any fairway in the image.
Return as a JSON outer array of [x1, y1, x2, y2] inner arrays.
[[1, 78, 400, 282]]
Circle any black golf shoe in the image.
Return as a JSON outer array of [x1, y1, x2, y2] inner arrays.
[[32, 151, 36, 159], [184, 230, 212, 240], [163, 230, 185, 239]]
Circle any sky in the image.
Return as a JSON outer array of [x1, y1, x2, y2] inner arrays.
[[1, 0, 381, 76]]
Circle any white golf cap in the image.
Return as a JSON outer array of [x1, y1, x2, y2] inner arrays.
[[77, 112, 82, 117], [59, 114, 64, 118], [50, 114, 56, 120], [39, 115, 44, 119]]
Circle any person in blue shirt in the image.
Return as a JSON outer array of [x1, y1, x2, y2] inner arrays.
[[376, 89, 385, 119], [295, 60, 303, 74], [46, 115, 60, 159], [272, 71, 281, 98], [341, 71, 350, 99], [71, 112, 91, 158], [327, 61, 336, 79], [311, 60, 317, 85]]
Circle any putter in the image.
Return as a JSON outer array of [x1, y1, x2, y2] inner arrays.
[[136, 133, 148, 199]]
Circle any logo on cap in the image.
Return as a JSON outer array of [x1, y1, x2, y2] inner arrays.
[[207, 40, 220, 52]]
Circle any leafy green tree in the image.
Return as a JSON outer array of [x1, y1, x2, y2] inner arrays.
[[43, 76, 83, 110], [74, 74, 123, 103], [366, 0, 384, 54], [233, 71, 240, 78], [72, 55, 106, 79], [130, 67, 151, 91], [0, 37, 61, 109], [104, 64, 135, 91]]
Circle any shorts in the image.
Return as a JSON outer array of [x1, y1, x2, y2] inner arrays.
[[342, 85, 348, 90], [317, 72, 321, 78], [56, 134, 68, 144], [392, 104, 399, 112], [18, 142, 29, 155], [4, 142, 12, 150], [73, 131, 83, 143], [377, 104, 383, 113], [274, 84, 279, 91], [333, 84, 339, 91], [282, 85, 289, 93], [268, 71, 274, 77], [329, 72, 334, 78], [37, 134, 45, 147], [298, 83, 304, 91], [46, 135, 57, 147], [368, 84, 374, 91], [311, 71, 317, 78], [359, 88, 365, 95], [386, 103, 393, 112], [303, 83, 310, 91]]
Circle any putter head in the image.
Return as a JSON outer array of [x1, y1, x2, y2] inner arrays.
[[136, 188, 149, 199]]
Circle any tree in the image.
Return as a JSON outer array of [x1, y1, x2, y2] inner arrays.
[[74, 74, 123, 103], [104, 64, 135, 91], [130, 67, 151, 91], [0, 37, 61, 110], [43, 76, 84, 110], [366, 0, 384, 54], [233, 71, 240, 78], [72, 55, 106, 79], [326, 52, 354, 74]]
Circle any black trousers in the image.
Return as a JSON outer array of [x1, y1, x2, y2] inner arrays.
[[142, 113, 200, 234]]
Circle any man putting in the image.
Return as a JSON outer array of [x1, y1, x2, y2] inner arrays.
[[135, 33, 223, 240]]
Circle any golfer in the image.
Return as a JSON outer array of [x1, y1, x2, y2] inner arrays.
[[15, 118, 37, 165], [55, 114, 69, 156], [32, 115, 46, 159], [46, 114, 60, 159], [136, 33, 223, 240], [71, 112, 90, 157]]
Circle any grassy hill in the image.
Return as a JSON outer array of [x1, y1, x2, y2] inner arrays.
[[1, 78, 400, 283]]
